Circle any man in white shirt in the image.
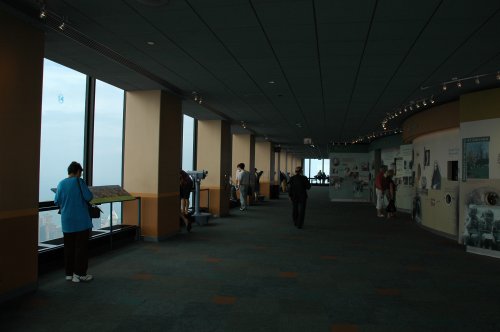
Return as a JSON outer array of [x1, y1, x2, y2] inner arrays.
[[235, 163, 250, 211]]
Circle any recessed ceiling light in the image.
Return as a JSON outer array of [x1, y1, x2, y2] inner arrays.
[[268, 80, 276, 84], [147, 41, 155, 45]]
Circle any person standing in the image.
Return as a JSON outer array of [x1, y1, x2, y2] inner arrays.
[[280, 171, 287, 192], [54, 161, 94, 283], [288, 166, 311, 229], [375, 165, 388, 218], [253, 168, 263, 200], [179, 170, 193, 232], [385, 170, 396, 218], [235, 163, 250, 211]]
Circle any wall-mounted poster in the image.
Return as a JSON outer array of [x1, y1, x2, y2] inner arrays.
[[462, 136, 490, 181], [431, 161, 442, 190], [464, 204, 500, 252], [329, 153, 370, 202]]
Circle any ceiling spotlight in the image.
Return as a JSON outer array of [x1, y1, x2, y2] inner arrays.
[[147, 41, 155, 46], [409, 106, 413, 111], [404, 108, 407, 112], [39, 7, 47, 19], [194, 95, 198, 102], [268, 80, 276, 84], [423, 100, 427, 106], [442, 84, 447, 91], [198, 97, 203, 104], [430, 96, 435, 104], [416, 103, 420, 109], [457, 81, 462, 88], [58, 21, 65, 30], [475, 77, 480, 84]]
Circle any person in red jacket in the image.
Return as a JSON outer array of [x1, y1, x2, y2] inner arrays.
[[375, 165, 388, 218]]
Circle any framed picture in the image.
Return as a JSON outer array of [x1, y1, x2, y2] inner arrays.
[[462, 137, 490, 181]]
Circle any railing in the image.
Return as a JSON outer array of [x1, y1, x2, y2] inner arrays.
[[37, 197, 141, 252]]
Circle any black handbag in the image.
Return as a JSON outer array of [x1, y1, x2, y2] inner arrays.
[[76, 177, 102, 219]]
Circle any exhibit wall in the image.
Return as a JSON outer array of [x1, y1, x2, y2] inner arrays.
[[412, 128, 460, 237], [393, 144, 414, 212], [381, 147, 399, 171], [329, 153, 370, 202], [458, 95, 500, 254], [459, 118, 500, 256]]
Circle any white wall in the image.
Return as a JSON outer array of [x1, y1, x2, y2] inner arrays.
[[413, 128, 460, 236]]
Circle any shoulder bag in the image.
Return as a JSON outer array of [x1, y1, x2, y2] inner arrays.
[[76, 178, 102, 219]]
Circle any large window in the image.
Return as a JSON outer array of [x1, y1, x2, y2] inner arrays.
[[92, 79, 125, 229], [304, 158, 330, 181], [310, 159, 323, 177], [39, 59, 87, 242], [304, 159, 310, 179], [182, 115, 195, 171], [38, 60, 125, 243], [39, 59, 86, 202]]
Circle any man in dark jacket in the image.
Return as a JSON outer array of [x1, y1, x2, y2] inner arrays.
[[288, 166, 311, 229]]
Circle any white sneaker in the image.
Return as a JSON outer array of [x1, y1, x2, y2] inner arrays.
[[72, 274, 93, 283], [65, 275, 73, 281]]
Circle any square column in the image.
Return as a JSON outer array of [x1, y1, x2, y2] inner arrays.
[[0, 10, 44, 302], [287, 153, 295, 173], [280, 151, 288, 175], [123, 90, 182, 241], [197, 120, 232, 217], [255, 141, 275, 198], [232, 134, 255, 177]]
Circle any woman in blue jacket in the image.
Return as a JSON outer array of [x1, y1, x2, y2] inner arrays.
[[54, 162, 94, 283]]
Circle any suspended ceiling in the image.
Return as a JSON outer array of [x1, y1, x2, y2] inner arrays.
[[4, 0, 500, 157]]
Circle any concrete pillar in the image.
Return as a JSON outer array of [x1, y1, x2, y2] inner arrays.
[[255, 141, 274, 198], [123, 90, 182, 241], [232, 134, 255, 177], [197, 120, 232, 217], [232, 134, 255, 204], [280, 151, 288, 175], [0, 10, 44, 302]]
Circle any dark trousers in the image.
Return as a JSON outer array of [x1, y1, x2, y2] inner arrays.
[[292, 199, 307, 228], [63, 229, 90, 276]]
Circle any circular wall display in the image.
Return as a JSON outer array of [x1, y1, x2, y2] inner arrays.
[[485, 192, 498, 206]]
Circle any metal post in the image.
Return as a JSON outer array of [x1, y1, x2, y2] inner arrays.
[[109, 202, 113, 249], [194, 179, 201, 215], [137, 197, 142, 241]]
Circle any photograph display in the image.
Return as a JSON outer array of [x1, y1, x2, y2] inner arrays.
[[329, 153, 370, 202], [463, 137, 490, 181]]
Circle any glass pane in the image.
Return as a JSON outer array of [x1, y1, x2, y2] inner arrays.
[[323, 159, 330, 175], [39, 59, 86, 202], [182, 115, 195, 171], [39, 59, 86, 243], [93, 79, 124, 226], [304, 159, 310, 178], [310, 159, 323, 178], [38, 210, 63, 243]]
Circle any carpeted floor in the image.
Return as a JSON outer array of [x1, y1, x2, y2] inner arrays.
[[2, 187, 500, 332]]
